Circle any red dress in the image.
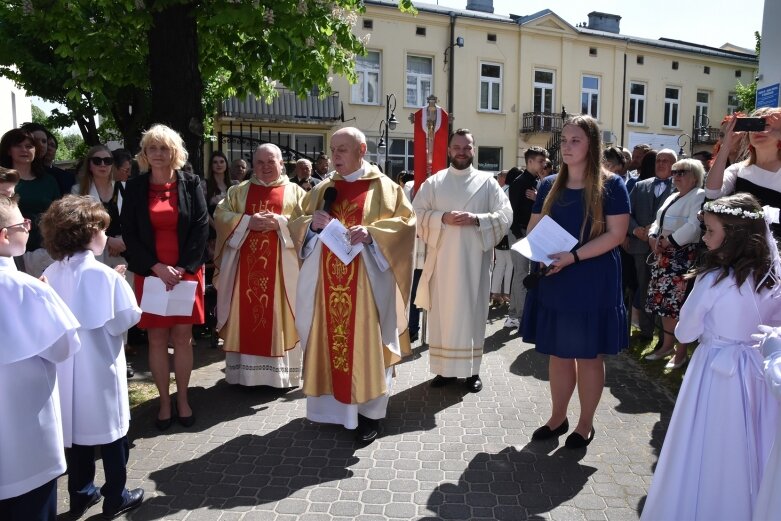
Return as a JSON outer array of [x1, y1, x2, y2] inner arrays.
[[134, 181, 205, 328]]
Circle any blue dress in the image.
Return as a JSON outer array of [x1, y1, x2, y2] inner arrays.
[[521, 174, 630, 358]]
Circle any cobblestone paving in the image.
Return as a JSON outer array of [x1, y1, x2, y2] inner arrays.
[[56, 309, 675, 520]]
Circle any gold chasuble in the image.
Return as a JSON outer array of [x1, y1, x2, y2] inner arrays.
[[289, 164, 416, 405], [214, 177, 304, 360]]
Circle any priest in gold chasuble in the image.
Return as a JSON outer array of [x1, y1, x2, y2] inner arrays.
[[214, 144, 306, 388], [289, 127, 416, 443]]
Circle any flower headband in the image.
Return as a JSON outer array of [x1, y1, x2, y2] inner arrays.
[[702, 202, 764, 220]]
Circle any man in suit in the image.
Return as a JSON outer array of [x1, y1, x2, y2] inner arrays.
[[627, 148, 676, 339]]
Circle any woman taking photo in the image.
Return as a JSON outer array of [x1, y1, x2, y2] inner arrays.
[[0, 128, 59, 276], [73, 145, 126, 268], [121, 124, 208, 431], [643, 159, 706, 369], [522, 115, 630, 449]]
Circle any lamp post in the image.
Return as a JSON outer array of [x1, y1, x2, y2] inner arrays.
[[377, 93, 397, 177], [677, 133, 692, 158]]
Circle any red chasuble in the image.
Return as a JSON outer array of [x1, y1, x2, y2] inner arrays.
[[238, 184, 285, 356], [321, 180, 370, 404]]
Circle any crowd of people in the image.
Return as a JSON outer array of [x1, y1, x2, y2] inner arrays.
[[2, 107, 781, 520]]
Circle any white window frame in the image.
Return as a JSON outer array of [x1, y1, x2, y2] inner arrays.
[[405, 55, 433, 108], [727, 92, 739, 115], [479, 61, 503, 113], [533, 68, 555, 114], [581, 75, 600, 119], [695, 90, 710, 128], [628, 81, 646, 125], [663, 86, 681, 128], [351, 50, 381, 105]]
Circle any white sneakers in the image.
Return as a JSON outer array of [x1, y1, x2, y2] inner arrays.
[[503, 317, 520, 329]]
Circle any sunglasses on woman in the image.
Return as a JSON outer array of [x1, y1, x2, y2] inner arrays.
[[671, 169, 690, 177], [90, 156, 114, 166]]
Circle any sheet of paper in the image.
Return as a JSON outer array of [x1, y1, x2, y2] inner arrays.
[[140, 277, 198, 316], [511, 215, 578, 266], [319, 218, 364, 265]]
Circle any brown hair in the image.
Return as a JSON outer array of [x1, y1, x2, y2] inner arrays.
[[692, 193, 772, 290], [541, 115, 606, 242], [77, 145, 114, 195], [40, 195, 109, 260], [0, 128, 46, 177], [0, 166, 20, 184]]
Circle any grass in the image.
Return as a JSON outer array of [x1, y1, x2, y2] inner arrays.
[[625, 329, 697, 395], [128, 377, 175, 410]]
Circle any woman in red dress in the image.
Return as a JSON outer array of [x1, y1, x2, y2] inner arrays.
[[121, 124, 208, 430]]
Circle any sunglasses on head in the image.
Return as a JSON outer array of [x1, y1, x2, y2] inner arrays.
[[671, 169, 689, 177], [89, 156, 114, 166]]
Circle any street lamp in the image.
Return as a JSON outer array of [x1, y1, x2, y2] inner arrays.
[[677, 133, 691, 158], [378, 93, 397, 177]]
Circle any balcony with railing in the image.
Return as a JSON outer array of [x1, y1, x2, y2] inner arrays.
[[521, 112, 564, 134], [691, 115, 720, 146], [219, 88, 342, 123]]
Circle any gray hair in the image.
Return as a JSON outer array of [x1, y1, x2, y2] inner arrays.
[[657, 148, 678, 161], [254, 143, 283, 162], [673, 158, 705, 188]]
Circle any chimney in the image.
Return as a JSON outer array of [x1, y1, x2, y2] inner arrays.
[[466, 0, 494, 14], [587, 12, 621, 34]]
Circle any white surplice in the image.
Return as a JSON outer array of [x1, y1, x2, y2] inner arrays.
[[44, 251, 141, 447], [641, 271, 781, 521], [0, 263, 80, 500], [413, 166, 512, 377]]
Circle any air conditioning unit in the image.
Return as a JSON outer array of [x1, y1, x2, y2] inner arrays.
[[602, 130, 614, 143]]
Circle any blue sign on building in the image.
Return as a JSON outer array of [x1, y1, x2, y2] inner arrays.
[[756, 84, 780, 109]]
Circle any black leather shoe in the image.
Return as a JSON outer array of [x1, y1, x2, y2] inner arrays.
[[155, 405, 175, 431], [565, 427, 595, 449], [409, 331, 419, 343], [531, 419, 569, 440], [126, 364, 134, 378], [102, 488, 144, 519], [355, 415, 379, 443], [178, 412, 196, 428], [430, 375, 456, 387], [465, 375, 483, 393], [69, 491, 101, 519]]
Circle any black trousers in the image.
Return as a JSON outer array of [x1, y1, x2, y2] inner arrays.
[[0, 477, 57, 521], [66, 436, 130, 512]]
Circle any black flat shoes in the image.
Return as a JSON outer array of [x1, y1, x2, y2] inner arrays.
[[531, 419, 569, 440], [565, 427, 595, 449]]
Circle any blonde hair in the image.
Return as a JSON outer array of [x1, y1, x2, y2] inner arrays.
[[77, 145, 114, 195], [671, 158, 705, 188], [747, 107, 781, 165], [541, 115, 606, 242], [136, 124, 188, 171]]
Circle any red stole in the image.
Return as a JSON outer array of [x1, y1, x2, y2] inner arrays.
[[238, 184, 285, 356], [321, 180, 370, 403]]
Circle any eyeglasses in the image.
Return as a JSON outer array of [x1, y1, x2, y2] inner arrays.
[[4, 218, 31, 232], [90, 156, 114, 166], [671, 169, 690, 177]]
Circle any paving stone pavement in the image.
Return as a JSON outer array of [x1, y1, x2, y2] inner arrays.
[[56, 308, 675, 520]]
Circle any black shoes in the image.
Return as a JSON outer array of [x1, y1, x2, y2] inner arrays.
[[531, 419, 569, 440], [102, 488, 144, 519], [409, 331, 419, 343], [69, 491, 101, 519], [178, 412, 196, 428], [126, 364, 134, 378], [429, 375, 456, 387], [355, 414, 379, 443], [565, 427, 595, 449], [465, 375, 483, 393]]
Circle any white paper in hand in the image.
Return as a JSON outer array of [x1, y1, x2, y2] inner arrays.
[[511, 215, 578, 266], [140, 277, 198, 316], [319, 218, 364, 265]]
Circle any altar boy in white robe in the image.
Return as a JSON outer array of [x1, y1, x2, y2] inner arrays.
[[0, 195, 81, 521], [40, 195, 144, 520], [413, 129, 512, 392]]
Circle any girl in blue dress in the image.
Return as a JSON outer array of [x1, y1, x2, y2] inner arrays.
[[522, 115, 630, 448]]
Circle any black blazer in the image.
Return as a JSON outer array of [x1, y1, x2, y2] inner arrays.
[[121, 170, 209, 276], [508, 170, 538, 237]]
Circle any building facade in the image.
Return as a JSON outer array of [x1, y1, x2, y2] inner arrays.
[[0, 76, 32, 137], [213, 1, 757, 176]]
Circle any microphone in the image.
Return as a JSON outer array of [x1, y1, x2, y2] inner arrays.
[[315, 186, 338, 233], [323, 186, 337, 213]]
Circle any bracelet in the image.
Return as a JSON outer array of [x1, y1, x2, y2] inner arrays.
[[571, 250, 580, 263]]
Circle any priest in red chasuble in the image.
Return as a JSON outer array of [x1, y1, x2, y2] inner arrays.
[[214, 144, 306, 388], [289, 127, 416, 443]]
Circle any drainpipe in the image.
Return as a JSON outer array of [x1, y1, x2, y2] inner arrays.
[[448, 12, 457, 135], [620, 52, 627, 147]]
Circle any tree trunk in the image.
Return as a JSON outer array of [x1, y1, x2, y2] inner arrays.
[[111, 86, 149, 155], [148, 0, 204, 176]]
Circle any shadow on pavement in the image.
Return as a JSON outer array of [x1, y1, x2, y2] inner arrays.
[[508, 345, 549, 382], [421, 442, 596, 520], [136, 421, 359, 519], [384, 381, 469, 436]]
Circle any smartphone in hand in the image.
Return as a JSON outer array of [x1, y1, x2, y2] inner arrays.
[[734, 117, 767, 132]]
